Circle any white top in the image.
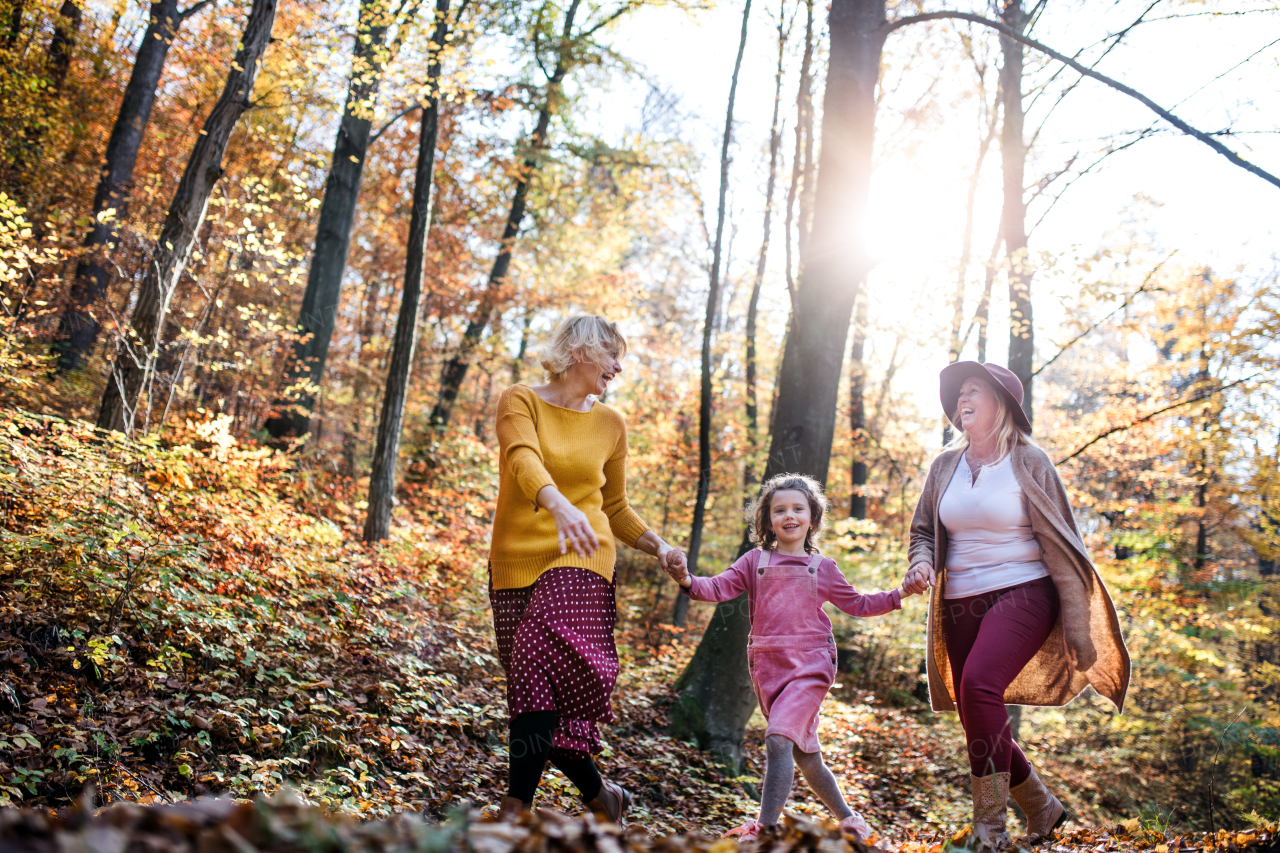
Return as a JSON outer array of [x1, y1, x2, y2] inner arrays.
[[938, 451, 1049, 599]]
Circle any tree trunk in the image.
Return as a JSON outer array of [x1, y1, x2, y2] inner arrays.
[[972, 232, 1000, 362], [96, 0, 278, 433], [744, 1, 787, 478], [510, 309, 532, 384], [426, 0, 582, 429], [998, 0, 1034, 717], [782, 0, 814, 305], [796, 0, 816, 262], [848, 289, 867, 518], [428, 103, 548, 428], [948, 102, 998, 363], [1000, 0, 1033, 425], [672, 0, 885, 771], [1008, 703, 1022, 741], [363, 0, 450, 542], [265, 0, 401, 439], [54, 0, 205, 372], [674, 0, 753, 630], [47, 0, 80, 92], [475, 368, 496, 437], [1192, 331, 1215, 577], [11, 0, 81, 195], [944, 102, 998, 444], [999, 0, 1034, 730], [6, 0, 24, 46]]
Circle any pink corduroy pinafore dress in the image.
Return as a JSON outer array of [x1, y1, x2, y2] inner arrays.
[[685, 548, 902, 752]]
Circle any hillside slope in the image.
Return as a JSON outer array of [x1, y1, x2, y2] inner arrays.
[[0, 408, 1270, 852]]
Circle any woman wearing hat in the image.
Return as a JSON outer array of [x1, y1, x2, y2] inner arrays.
[[901, 362, 1130, 848]]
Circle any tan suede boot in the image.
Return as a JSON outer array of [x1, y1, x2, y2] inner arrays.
[[585, 780, 632, 826], [1010, 768, 1066, 841], [971, 772, 1013, 850]]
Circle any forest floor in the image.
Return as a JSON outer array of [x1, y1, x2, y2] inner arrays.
[[0, 408, 1277, 853]]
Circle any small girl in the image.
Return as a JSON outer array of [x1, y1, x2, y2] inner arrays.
[[665, 473, 917, 840]]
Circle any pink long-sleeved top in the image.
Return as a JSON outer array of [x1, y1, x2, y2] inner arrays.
[[684, 549, 902, 636]]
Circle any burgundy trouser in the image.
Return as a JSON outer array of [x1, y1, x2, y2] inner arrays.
[[942, 576, 1059, 785]]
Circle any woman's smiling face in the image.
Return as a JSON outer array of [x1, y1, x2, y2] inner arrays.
[[566, 348, 622, 396], [956, 377, 1001, 438], [770, 489, 812, 548]]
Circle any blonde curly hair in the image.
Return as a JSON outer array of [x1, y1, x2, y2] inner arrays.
[[747, 473, 830, 554], [539, 314, 628, 382]]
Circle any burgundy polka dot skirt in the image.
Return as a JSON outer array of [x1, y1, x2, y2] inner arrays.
[[490, 566, 619, 759]]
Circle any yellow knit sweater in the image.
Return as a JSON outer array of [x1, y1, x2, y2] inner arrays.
[[489, 384, 651, 589]]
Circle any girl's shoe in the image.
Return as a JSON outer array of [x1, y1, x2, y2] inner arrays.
[[585, 780, 632, 826], [724, 820, 763, 840], [497, 797, 526, 822], [839, 811, 871, 841]]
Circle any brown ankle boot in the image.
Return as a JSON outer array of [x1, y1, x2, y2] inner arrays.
[[498, 796, 527, 822], [971, 772, 1012, 850], [585, 780, 632, 825], [1010, 768, 1066, 840]]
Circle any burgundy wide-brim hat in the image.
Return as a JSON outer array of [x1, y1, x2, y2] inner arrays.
[[939, 361, 1032, 434]]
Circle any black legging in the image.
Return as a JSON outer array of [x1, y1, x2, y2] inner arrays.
[[507, 711, 603, 804]]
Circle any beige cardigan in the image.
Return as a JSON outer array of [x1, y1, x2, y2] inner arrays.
[[908, 444, 1131, 713]]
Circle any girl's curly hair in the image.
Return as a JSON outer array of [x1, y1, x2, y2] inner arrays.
[[747, 473, 830, 554]]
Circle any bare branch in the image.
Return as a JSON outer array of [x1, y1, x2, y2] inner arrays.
[[1024, 0, 1163, 149], [1171, 35, 1280, 109], [579, 0, 641, 38], [1028, 129, 1154, 236], [962, 228, 1002, 356], [874, 73, 945, 165], [367, 101, 423, 148], [178, 0, 215, 20], [1144, 9, 1280, 23], [1026, 29, 1279, 231], [1023, 154, 1076, 209], [884, 11, 1280, 191], [1030, 251, 1175, 379], [1055, 373, 1264, 464], [531, 9, 550, 80]]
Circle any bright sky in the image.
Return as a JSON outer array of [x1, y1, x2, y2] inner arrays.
[[595, 0, 1280, 439]]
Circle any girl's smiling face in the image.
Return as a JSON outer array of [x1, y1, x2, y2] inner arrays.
[[769, 489, 812, 551]]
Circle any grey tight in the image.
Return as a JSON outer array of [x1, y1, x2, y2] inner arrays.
[[758, 734, 854, 825]]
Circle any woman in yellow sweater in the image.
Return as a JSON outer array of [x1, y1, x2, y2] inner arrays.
[[491, 314, 686, 824]]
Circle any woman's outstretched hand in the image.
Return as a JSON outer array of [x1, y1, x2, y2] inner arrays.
[[902, 563, 935, 596], [536, 485, 600, 558]]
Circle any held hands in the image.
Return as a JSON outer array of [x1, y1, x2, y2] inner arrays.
[[659, 544, 691, 588], [901, 563, 936, 597], [635, 531, 688, 586]]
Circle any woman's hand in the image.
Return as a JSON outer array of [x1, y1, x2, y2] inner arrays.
[[659, 544, 691, 588], [634, 532, 690, 587], [902, 563, 935, 596], [537, 485, 600, 558]]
